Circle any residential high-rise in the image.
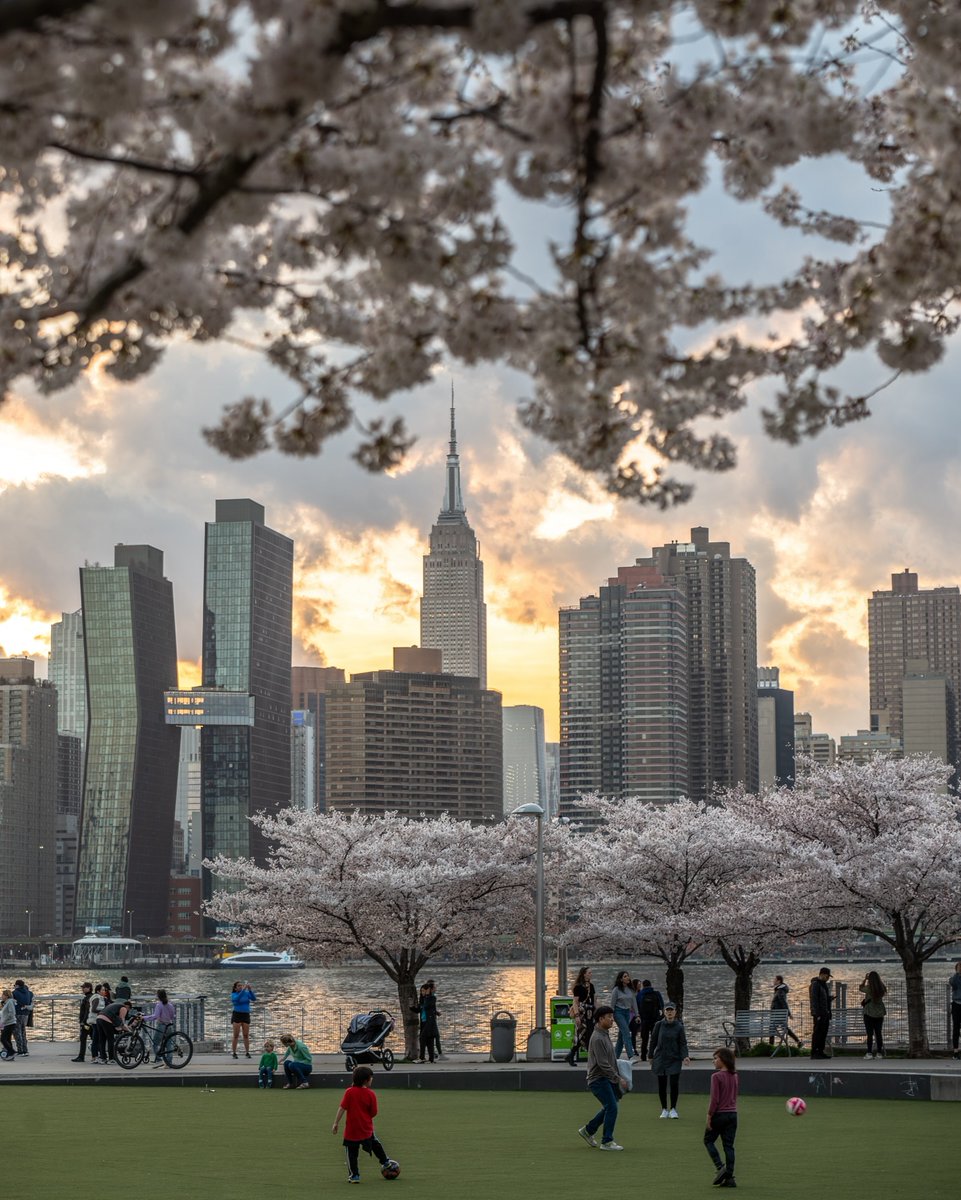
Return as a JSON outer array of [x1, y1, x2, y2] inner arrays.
[[559, 563, 690, 814], [49, 609, 86, 743], [76, 545, 180, 936], [325, 669, 502, 820], [503, 704, 547, 815], [174, 725, 202, 874], [648, 528, 759, 799], [420, 401, 487, 685], [290, 710, 316, 812], [757, 666, 795, 787], [0, 658, 57, 938], [901, 659, 950, 776], [868, 569, 961, 779], [838, 729, 902, 764], [199, 500, 293, 882], [291, 664, 346, 813]]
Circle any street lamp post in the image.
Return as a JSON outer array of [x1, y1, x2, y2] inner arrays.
[[25, 909, 31, 939], [126, 909, 134, 939], [510, 802, 549, 1061]]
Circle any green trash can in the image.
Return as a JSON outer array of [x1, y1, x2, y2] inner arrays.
[[490, 1010, 517, 1062]]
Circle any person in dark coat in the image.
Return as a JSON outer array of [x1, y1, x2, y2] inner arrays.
[[72, 982, 95, 1062], [635, 979, 664, 1061], [808, 967, 833, 1059], [649, 1001, 691, 1118], [768, 975, 802, 1047], [12, 980, 33, 1056], [415, 983, 438, 1063]]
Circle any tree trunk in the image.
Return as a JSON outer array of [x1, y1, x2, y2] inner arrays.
[[665, 958, 685, 1016], [902, 955, 929, 1058], [717, 940, 761, 1055]]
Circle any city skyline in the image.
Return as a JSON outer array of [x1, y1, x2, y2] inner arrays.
[[3, 350, 961, 746]]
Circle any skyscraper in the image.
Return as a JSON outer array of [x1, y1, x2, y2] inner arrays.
[[49, 609, 86, 743], [503, 704, 548, 815], [559, 563, 690, 813], [199, 500, 293, 880], [559, 528, 758, 812], [76, 545, 180, 936], [0, 658, 57, 938], [291, 663, 346, 812], [648, 528, 759, 799], [868, 569, 961, 780], [420, 400, 487, 685]]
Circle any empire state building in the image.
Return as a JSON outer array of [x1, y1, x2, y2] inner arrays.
[[420, 401, 487, 686]]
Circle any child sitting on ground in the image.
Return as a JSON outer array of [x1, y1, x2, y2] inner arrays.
[[332, 1064, 400, 1184], [258, 1039, 278, 1088]]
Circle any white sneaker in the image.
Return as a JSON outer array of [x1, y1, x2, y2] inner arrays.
[[668, 1109, 679, 1119], [598, 1141, 624, 1151], [659, 1109, 669, 1119], [863, 1052, 874, 1060], [578, 1126, 598, 1148]]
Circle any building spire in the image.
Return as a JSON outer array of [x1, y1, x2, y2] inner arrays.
[[440, 382, 466, 521]]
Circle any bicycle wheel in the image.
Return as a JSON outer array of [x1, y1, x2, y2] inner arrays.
[[161, 1030, 193, 1069], [381, 1048, 394, 1072], [115, 1032, 147, 1069]]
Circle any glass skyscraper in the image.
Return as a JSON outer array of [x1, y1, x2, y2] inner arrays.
[[200, 500, 293, 890], [76, 545, 180, 936]]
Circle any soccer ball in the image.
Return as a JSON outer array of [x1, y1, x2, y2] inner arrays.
[[381, 1161, 401, 1179], [786, 1096, 807, 1116]]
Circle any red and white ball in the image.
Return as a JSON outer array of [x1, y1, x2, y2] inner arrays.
[[786, 1096, 807, 1116]]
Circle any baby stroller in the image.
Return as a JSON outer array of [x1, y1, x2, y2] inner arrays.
[[342, 1010, 395, 1072]]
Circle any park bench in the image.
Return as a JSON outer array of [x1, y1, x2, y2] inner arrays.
[[827, 1007, 867, 1046], [721, 1011, 791, 1055]]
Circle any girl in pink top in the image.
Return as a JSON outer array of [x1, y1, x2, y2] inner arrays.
[[704, 1046, 739, 1188]]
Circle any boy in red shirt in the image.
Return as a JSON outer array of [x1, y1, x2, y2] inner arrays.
[[332, 1064, 400, 1183]]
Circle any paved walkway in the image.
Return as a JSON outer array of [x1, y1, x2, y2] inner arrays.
[[2, 1043, 959, 1102]]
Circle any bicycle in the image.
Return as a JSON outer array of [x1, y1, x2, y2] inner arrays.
[[115, 1014, 194, 1070]]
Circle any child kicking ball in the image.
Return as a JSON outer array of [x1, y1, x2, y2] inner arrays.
[[332, 1064, 401, 1183]]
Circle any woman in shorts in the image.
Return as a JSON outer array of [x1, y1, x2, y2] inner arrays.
[[230, 980, 256, 1059]]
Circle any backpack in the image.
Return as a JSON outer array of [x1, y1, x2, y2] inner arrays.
[[639, 991, 661, 1022]]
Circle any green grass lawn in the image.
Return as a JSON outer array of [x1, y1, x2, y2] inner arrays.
[[17, 1087, 955, 1197]]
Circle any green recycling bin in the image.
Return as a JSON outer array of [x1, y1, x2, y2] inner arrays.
[[550, 995, 575, 1061]]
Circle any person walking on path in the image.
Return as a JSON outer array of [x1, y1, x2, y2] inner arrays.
[[704, 1046, 739, 1189], [332, 1064, 400, 1184], [0, 989, 17, 1060], [567, 966, 597, 1066], [650, 1000, 691, 1118], [859, 971, 887, 1059], [142, 989, 176, 1065], [635, 979, 663, 1062], [950, 961, 961, 1060], [415, 982, 439, 1064], [768, 975, 802, 1048], [578, 1006, 628, 1151], [609, 971, 639, 1061], [229, 980, 256, 1059], [72, 982, 95, 1062], [280, 1033, 313, 1088], [808, 967, 833, 1059], [12, 979, 33, 1056], [258, 1040, 278, 1088]]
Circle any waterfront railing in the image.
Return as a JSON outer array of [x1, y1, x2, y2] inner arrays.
[[22, 981, 957, 1055]]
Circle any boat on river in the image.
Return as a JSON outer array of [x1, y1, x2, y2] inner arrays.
[[217, 945, 305, 969]]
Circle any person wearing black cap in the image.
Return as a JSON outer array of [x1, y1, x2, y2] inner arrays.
[[649, 1001, 691, 1118], [808, 967, 833, 1059]]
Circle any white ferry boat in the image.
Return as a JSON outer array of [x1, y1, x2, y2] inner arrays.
[[217, 945, 305, 969]]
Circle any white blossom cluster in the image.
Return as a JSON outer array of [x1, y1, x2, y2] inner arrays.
[[2, 2, 959, 500]]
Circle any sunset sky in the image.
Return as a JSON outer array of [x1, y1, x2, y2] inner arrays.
[[3, 151, 961, 744]]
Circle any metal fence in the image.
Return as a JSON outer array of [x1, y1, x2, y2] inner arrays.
[[25, 980, 957, 1055]]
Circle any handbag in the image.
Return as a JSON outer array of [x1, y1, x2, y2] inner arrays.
[[26, 1011, 34, 1028]]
